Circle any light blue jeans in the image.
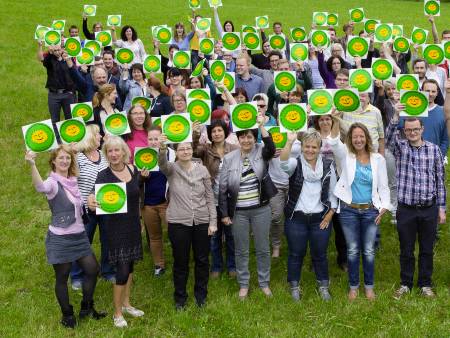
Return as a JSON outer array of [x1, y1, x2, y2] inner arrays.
[[338, 204, 379, 289]]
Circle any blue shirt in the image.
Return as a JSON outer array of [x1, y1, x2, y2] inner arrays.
[[170, 32, 194, 51], [236, 74, 264, 102], [351, 161, 373, 204], [399, 105, 449, 157], [144, 171, 167, 206]]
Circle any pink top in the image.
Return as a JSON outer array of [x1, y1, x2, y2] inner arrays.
[[36, 172, 85, 235], [126, 129, 148, 163]]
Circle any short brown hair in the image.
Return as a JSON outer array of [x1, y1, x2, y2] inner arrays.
[[345, 122, 374, 154], [49, 145, 79, 177]]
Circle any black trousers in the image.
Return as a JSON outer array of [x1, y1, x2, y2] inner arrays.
[[48, 91, 75, 139], [396, 204, 438, 289], [168, 222, 210, 305]]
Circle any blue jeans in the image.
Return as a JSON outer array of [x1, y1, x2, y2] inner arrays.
[[71, 213, 115, 282], [285, 211, 331, 284], [338, 204, 379, 289], [210, 208, 235, 272]]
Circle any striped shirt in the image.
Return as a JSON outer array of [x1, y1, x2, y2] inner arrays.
[[236, 158, 260, 209], [76, 151, 109, 206], [341, 104, 385, 152], [385, 120, 446, 208]]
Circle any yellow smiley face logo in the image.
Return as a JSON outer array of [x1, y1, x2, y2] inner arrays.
[[48, 33, 58, 43], [54, 22, 63, 29], [120, 52, 130, 60], [76, 108, 88, 117], [159, 31, 169, 39], [368, 23, 375, 31], [272, 132, 284, 143], [191, 105, 205, 117], [176, 55, 187, 64], [414, 32, 424, 41], [110, 17, 119, 25], [214, 66, 224, 77], [315, 34, 324, 43], [316, 15, 325, 23], [81, 51, 90, 60], [294, 31, 303, 39], [140, 153, 154, 164], [294, 48, 305, 58], [65, 125, 80, 137], [352, 42, 365, 52], [401, 80, 414, 90], [397, 41, 406, 49], [223, 77, 230, 88], [191, 0, 199, 5], [247, 36, 256, 45], [376, 64, 388, 74], [110, 118, 123, 129], [314, 95, 328, 107], [147, 59, 157, 68], [339, 96, 354, 107], [273, 39, 282, 47], [168, 121, 185, 135], [198, 21, 208, 29], [67, 42, 77, 51], [285, 111, 300, 123], [427, 3, 437, 11], [258, 18, 266, 26], [427, 50, 439, 60], [406, 96, 422, 108], [353, 11, 362, 19], [279, 76, 292, 87], [328, 17, 336, 24], [103, 191, 119, 204], [379, 28, 389, 38], [238, 110, 252, 121], [99, 34, 108, 42], [31, 130, 48, 144], [225, 37, 236, 45], [354, 74, 367, 85]]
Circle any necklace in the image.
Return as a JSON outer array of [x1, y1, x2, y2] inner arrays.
[[111, 164, 126, 172]]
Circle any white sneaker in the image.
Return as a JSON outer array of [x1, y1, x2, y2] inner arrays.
[[113, 315, 127, 328], [71, 280, 82, 291], [122, 306, 144, 317]]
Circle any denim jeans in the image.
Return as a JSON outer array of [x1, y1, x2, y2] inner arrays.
[[285, 211, 331, 284], [210, 208, 235, 272], [71, 213, 115, 282], [338, 204, 379, 289]]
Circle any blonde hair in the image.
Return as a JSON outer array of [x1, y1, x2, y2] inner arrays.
[[75, 124, 100, 153], [236, 52, 251, 65], [345, 122, 374, 154], [301, 128, 322, 148], [102, 135, 131, 164], [92, 83, 116, 108], [49, 145, 79, 177]]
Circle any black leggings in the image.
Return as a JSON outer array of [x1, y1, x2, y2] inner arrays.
[[53, 254, 99, 314], [115, 261, 134, 286]]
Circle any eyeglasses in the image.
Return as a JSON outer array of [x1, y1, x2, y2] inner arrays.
[[177, 147, 192, 152], [257, 104, 267, 108], [404, 127, 422, 133]]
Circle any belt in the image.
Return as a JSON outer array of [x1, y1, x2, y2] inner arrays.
[[399, 200, 435, 209], [346, 202, 373, 210], [49, 88, 72, 94], [293, 210, 323, 217]]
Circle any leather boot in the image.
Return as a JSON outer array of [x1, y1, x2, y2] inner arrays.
[[79, 300, 107, 320]]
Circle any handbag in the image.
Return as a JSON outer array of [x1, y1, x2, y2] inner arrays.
[[260, 161, 278, 203]]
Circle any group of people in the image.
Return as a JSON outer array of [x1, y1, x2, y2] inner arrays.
[[29, 5, 450, 329]]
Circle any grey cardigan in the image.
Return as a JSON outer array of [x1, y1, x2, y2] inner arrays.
[[218, 135, 275, 218]]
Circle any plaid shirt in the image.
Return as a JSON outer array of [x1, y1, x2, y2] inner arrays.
[[385, 120, 446, 208]]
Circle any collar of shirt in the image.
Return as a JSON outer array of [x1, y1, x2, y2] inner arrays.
[[238, 74, 255, 82]]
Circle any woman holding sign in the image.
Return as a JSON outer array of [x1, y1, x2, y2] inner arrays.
[[123, 104, 151, 163], [193, 120, 239, 278], [92, 84, 120, 135], [25, 145, 106, 328], [218, 116, 276, 299], [87, 136, 144, 328], [327, 122, 391, 301], [120, 63, 148, 112], [111, 25, 146, 64], [158, 134, 217, 310]]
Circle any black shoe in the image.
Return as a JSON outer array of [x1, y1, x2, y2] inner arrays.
[[79, 300, 107, 320], [175, 302, 186, 311], [196, 298, 206, 308], [61, 305, 76, 329]]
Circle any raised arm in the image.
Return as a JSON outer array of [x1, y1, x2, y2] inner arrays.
[[82, 15, 95, 40], [158, 134, 174, 176], [428, 15, 440, 43], [213, 7, 224, 36], [25, 151, 45, 190], [259, 117, 276, 161], [279, 132, 299, 176]]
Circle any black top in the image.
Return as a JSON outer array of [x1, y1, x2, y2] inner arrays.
[[150, 93, 172, 117], [96, 165, 143, 265], [43, 54, 75, 91]]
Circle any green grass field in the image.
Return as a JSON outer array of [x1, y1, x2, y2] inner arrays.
[[1, 0, 449, 337]]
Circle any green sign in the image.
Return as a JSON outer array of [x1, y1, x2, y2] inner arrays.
[[96, 183, 127, 214], [255, 16, 269, 29], [104, 113, 130, 136], [95, 31, 112, 47], [173, 51, 191, 69], [107, 15, 122, 27], [349, 8, 365, 23], [210, 60, 226, 82], [65, 37, 82, 57], [372, 59, 393, 80], [424, 0, 440, 16], [162, 113, 192, 143], [347, 36, 369, 58], [400, 90, 429, 117], [199, 38, 214, 55], [35, 25, 50, 40], [243, 32, 260, 50], [222, 32, 241, 51], [22, 120, 57, 153], [327, 13, 339, 26], [392, 25, 403, 38], [187, 99, 211, 124], [393, 37, 410, 53], [444, 41, 450, 60], [231, 103, 258, 131], [191, 59, 205, 77], [83, 5, 96, 16], [187, 88, 211, 100], [132, 96, 152, 112], [374, 23, 393, 43], [84, 40, 101, 56], [270, 34, 286, 50], [134, 148, 159, 171], [51, 20, 65, 31], [76, 47, 95, 65], [71, 102, 94, 122], [143, 55, 161, 73], [350, 69, 373, 93], [311, 30, 329, 48], [278, 103, 308, 132], [57, 118, 86, 144], [291, 27, 307, 42], [333, 89, 361, 112], [364, 19, 379, 34], [189, 0, 201, 9], [274, 71, 296, 93], [290, 43, 308, 62], [116, 48, 134, 64], [313, 12, 328, 26], [219, 72, 236, 94], [396, 74, 419, 91], [44, 30, 61, 46], [196, 18, 211, 32], [411, 27, 428, 45], [242, 25, 257, 33], [423, 44, 445, 65], [308, 89, 333, 115], [267, 126, 287, 149], [156, 27, 172, 44]]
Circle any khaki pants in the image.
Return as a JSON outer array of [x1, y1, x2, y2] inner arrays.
[[142, 202, 168, 268]]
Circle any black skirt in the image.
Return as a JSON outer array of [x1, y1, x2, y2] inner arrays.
[[45, 230, 92, 264]]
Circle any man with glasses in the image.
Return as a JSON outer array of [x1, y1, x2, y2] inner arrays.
[[249, 50, 282, 93], [386, 97, 446, 300]]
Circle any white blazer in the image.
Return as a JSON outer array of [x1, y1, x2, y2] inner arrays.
[[327, 136, 392, 212]]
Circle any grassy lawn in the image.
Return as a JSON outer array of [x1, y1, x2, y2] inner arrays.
[[1, 0, 449, 336]]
